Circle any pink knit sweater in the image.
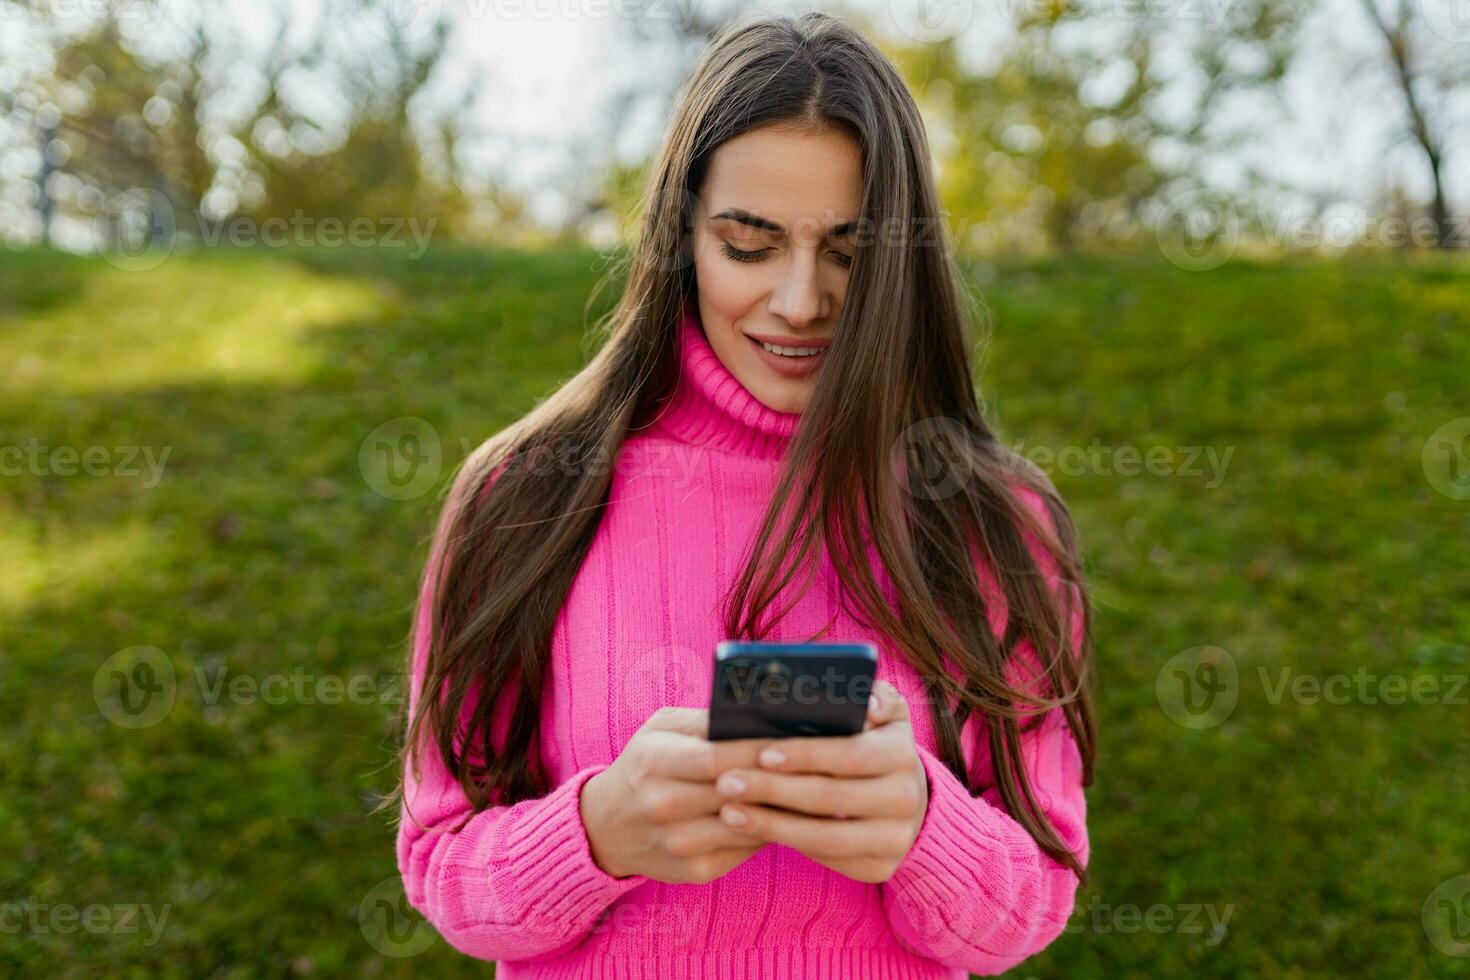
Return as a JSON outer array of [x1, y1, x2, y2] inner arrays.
[[397, 302, 1089, 978]]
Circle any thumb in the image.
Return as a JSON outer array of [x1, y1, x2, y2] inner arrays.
[[644, 705, 709, 738], [866, 681, 907, 727]]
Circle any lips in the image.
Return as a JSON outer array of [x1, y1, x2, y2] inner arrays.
[[745, 333, 828, 378], [743, 331, 831, 351]]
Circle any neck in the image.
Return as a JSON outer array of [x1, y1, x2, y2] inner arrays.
[[648, 299, 801, 460]]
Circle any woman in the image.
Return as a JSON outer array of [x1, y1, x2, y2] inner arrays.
[[394, 11, 1096, 978]]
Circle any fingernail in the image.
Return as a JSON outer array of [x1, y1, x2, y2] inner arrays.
[[719, 773, 746, 795], [760, 747, 785, 767], [723, 805, 747, 826]]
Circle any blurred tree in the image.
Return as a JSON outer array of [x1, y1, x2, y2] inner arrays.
[[13, 12, 211, 249], [1355, 0, 1465, 249], [4, 5, 196, 246], [555, 0, 748, 245], [888, 12, 1164, 254], [2, 0, 493, 250], [885, 0, 1317, 255], [236, 0, 472, 235]]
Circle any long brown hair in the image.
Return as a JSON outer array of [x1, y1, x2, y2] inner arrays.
[[397, 11, 1096, 885]]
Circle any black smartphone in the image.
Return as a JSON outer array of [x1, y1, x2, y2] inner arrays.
[[708, 641, 879, 741]]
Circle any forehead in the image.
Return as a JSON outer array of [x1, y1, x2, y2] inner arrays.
[[700, 122, 863, 233]]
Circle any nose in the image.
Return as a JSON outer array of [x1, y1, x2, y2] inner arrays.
[[767, 250, 826, 329]]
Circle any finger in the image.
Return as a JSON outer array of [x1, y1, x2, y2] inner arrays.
[[639, 778, 730, 822], [646, 730, 770, 782], [720, 803, 908, 859], [717, 767, 919, 820], [755, 725, 912, 777], [643, 705, 709, 738], [666, 815, 775, 855]]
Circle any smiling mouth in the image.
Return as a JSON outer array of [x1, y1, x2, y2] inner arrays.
[[756, 340, 827, 358], [745, 333, 829, 377]]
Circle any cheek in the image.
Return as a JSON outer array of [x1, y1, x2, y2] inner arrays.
[[812, 252, 853, 307], [694, 248, 768, 316], [823, 265, 852, 305]]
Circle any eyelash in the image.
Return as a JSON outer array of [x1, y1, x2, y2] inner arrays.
[[719, 241, 853, 269], [718, 241, 767, 263]]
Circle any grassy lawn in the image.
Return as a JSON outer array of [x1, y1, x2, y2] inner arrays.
[[1, 243, 1466, 978]]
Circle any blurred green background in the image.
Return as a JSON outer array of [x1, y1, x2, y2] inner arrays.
[[4, 244, 1467, 977], [2, 0, 1468, 977]]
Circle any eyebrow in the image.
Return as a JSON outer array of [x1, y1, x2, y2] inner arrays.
[[709, 207, 860, 237]]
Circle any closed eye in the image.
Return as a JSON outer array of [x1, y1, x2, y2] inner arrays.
[[719, 241, 769, 263], [721, 241, 854, 268]]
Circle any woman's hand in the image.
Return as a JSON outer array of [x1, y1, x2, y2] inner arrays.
[[713, 680, 928, 884], [580, 706, 771, 884]]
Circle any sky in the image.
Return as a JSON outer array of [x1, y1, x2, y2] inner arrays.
[[382, 0, 1467, 230], [1, 0, 1464, 243]]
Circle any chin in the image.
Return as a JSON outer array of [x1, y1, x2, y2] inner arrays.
[[750, 382, 809, 415]]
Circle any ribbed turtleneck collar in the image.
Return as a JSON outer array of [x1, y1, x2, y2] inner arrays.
[[647, 298, 801, 460]]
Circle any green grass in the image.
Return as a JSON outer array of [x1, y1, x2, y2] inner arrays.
[[1, 243, 1466, 978]]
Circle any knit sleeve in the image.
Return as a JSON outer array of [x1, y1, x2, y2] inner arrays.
[[878, 487, 1089, 975], [395, 457, 650, 962]]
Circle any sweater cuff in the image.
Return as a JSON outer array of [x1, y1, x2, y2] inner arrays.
[[882, 742, 1000, 953], [487, 763, 650, 933]]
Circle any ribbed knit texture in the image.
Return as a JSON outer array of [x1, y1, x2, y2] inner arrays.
[[397, 299, 1089, 978]]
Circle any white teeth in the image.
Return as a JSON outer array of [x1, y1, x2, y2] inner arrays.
[[758, 340, 826, 357]]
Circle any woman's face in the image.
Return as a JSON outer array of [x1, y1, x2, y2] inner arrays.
[[690, 122, 862, 414]]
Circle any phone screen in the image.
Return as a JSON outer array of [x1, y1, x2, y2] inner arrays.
[[708, 641, 878, 741]]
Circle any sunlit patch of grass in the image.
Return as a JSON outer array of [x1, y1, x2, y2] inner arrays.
[[0, 251, 386, 395], [0, 518, 157, 615]]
